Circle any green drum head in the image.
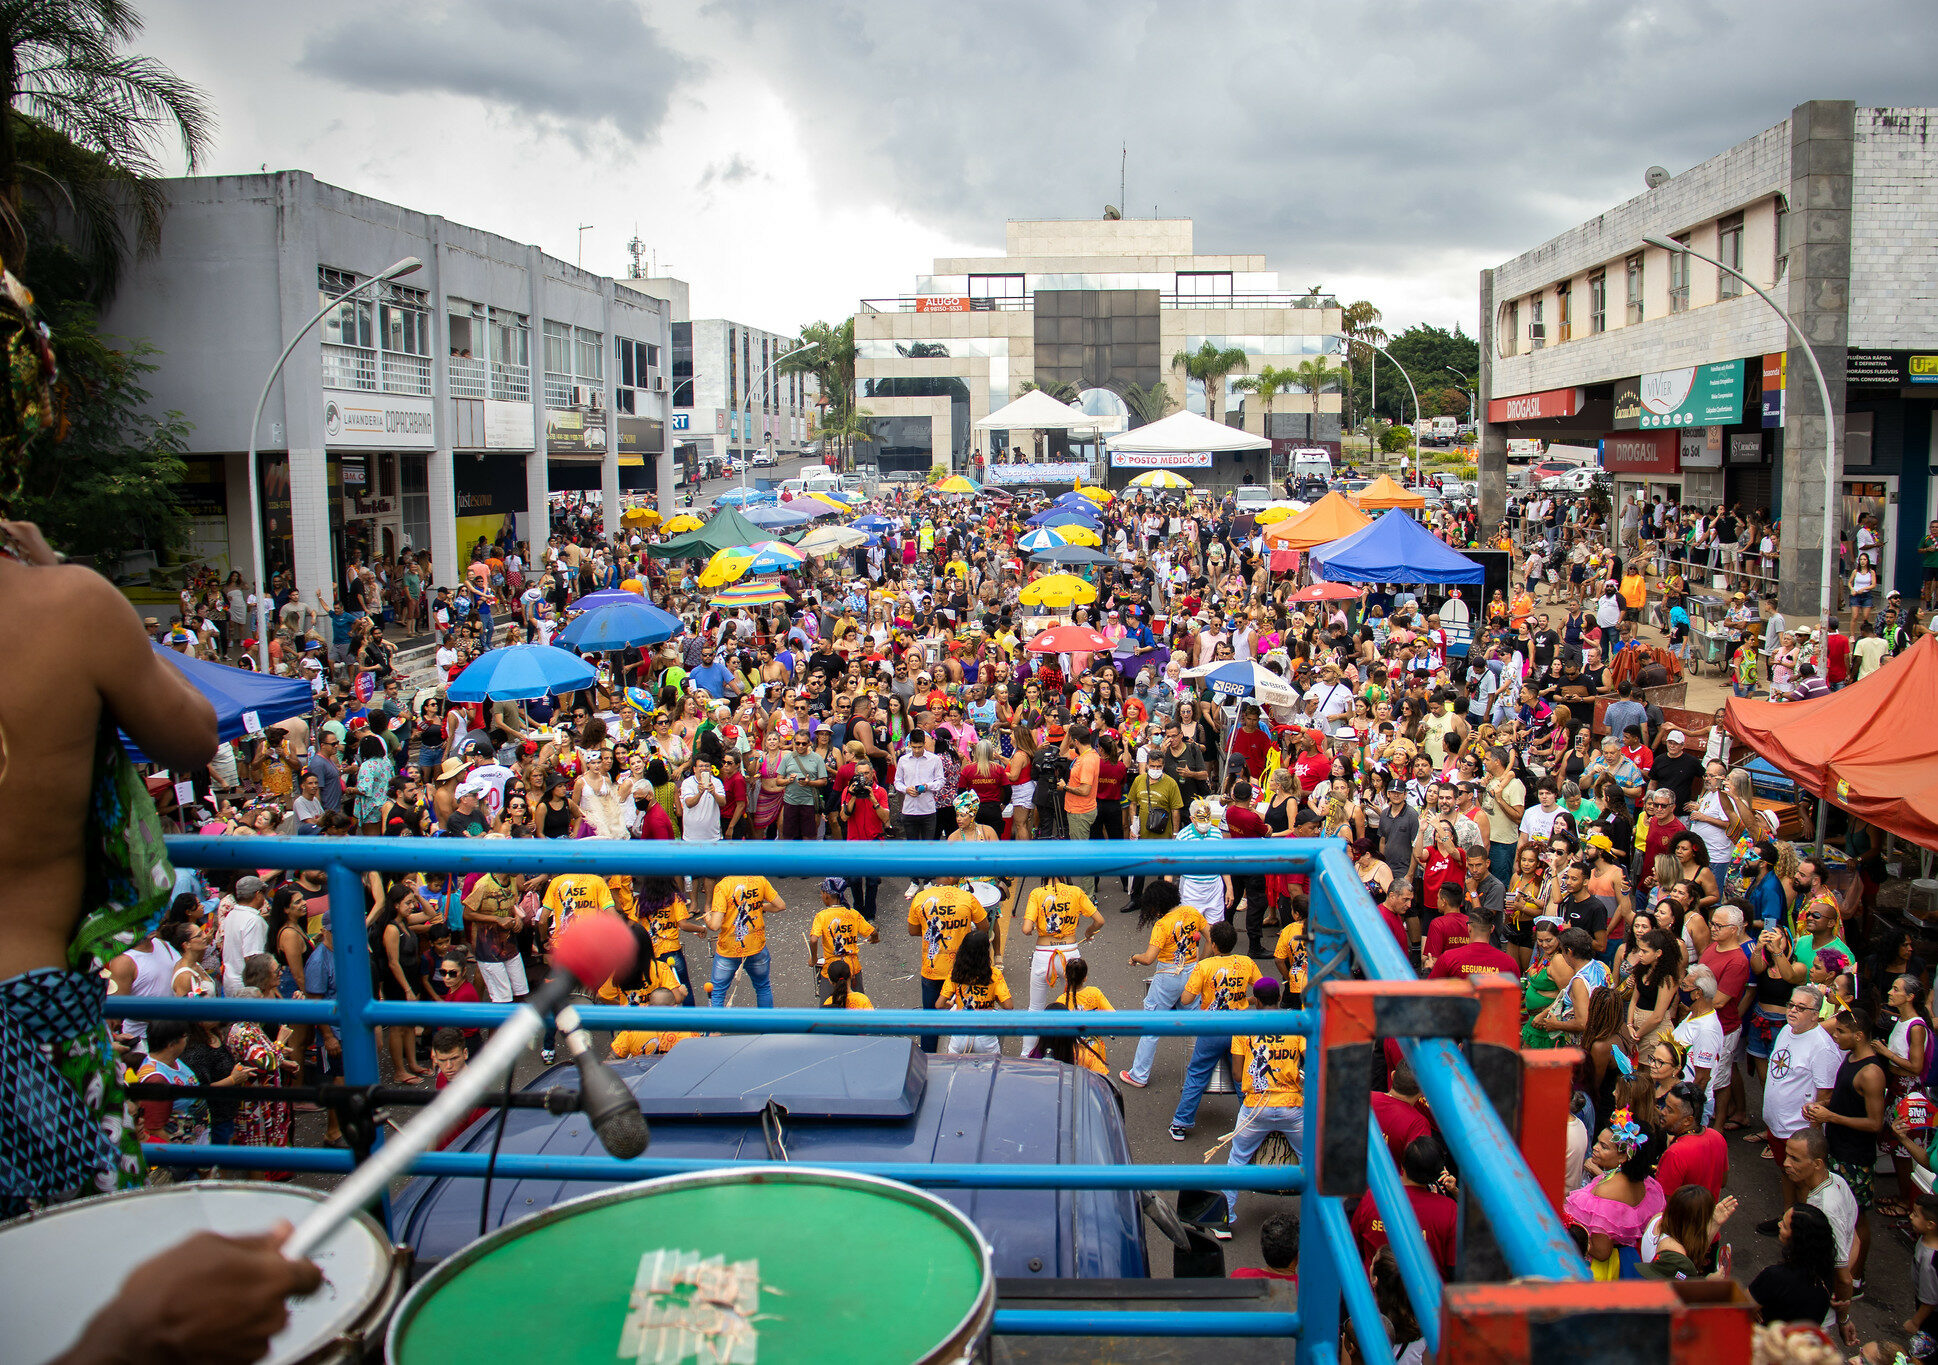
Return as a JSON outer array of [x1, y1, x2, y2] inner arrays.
[[391, 1169, 991, 1365]]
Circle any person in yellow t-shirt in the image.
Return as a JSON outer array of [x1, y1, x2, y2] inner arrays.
[[938, 928, 1010, 1056], [908, 877, 988, 1053], [821, 960, 873, 1010], [1171, 921, 1261, 1139], [610, 987, 702, 1059], [632, 876, 705, 1008], [1121, 881, 1210, 1089], [1019, 876, 1104, 1053], [539, 872, 615, 943], [810, 878, 880, 1001], [707, 875, 785, 1008], [1272, 916, 1309, 1007], [1045, 955, 1114, 1074], [1221, 976, 1307, 1227]]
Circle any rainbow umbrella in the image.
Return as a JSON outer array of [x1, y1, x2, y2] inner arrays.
[[709, 581, 792, 608], [934, 476, 978, 494], [698, 546, 758, 588], [743, 540, 806, 574]]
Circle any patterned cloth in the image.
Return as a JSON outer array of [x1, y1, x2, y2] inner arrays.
[[0, 968, 145, 1216]]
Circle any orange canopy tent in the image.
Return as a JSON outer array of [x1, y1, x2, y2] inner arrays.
[[1722, 634, 1938, 850], [1352, 474, 1427, 510], [1262, 491, 1372, 550]]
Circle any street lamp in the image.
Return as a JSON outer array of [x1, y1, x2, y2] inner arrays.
[[1641, 234, 1838, 672], [1443, 366, 1476, 428], [244, 255, 423, 673], [740, 342, 820, 501], [1336, 334, 1420, 483]]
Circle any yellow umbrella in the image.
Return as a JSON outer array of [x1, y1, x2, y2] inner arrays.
[[1077, 485, 1112, 505], [1128, 470, 1193, 489], [1254, 505, 1296, 524], [1020, 573, 1097, 609], [698, 547, 756, 588], [934, 476, 978, 494], [621, 505, 661, 527], [1056, 524, 1103, 547], [663, 513, 703, 533]]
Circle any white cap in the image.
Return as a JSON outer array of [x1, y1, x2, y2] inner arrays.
[[1666, 729, 1686, 744]]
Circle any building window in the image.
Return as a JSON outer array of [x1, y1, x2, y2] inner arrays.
[[968, 274, 1024, 299], [318, 267, 372, 349], [1175, 271, 1233, 298], [1667, 236, 1690, 314], [673, 321, 693, 408], [1773, 198, 1789, 283], [1529, 296, 1545, 349], [1589, 272, 1607, 334], [1555, 281, 1572, 343], [1497, 299, 1518, 358], [542, 321, 573, 408], [1625, 253, 1645, 325], [727, 327, 737, 413], [376, 282, 431, 396], [487, 308, 530, 403], [1718, 212, 1744, 299], [574, 327, 603, 387]]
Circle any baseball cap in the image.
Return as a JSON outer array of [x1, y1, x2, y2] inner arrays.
[[1666, 729, 1686, 744], [234, 875, 265, 899]]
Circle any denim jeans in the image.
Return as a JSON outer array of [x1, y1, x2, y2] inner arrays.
[[1224, 1104, 1306, 1220], [658, 949, 696, 1007], [1488, 841, 1517, 886], [710, 946, 774, 1008], [1172, 1033, 1234, 1130], [849, 875, 881, 922], [1126, 968, 1195, 1083]]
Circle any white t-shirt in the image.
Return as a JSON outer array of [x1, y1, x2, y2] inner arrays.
[[679, 773, 723, 842], [1518, 803, 1562, 842], [467, 763, 514, 819], [1804, 1172, 1859, 1268], [1763, 1023, 1847, 1138], [1693, 791, 1735, 865], [220, 903, 268, 995], [1673, 1010, 1727, 1097]]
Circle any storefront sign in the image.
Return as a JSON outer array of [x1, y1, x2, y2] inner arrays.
[[1109, 450, 1215, 469], [672, 412, 690, 432], [1848, 350, 1904, 385], [483, 399, 532, 449], [1912, 354, 1938, 385], [1632, 360, 1744, 429], [1486, 386, 1584, 423], [1729, 434, 1764, 465], [1679, 427, 1722, 470], [321, 390, 434, 449], [340, 460, 367, 487], [986, 461, 1091, 486], [1761, 352, 1786, 428], [1600, 431, 1678, 476], [915, 296, 972, 313], [715, 410, 728, 434], [545, 407, 607, 454], [1611, 377, 1643, 429], [615, 416, 664, 466]]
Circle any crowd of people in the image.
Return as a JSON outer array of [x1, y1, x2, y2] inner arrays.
[[48, 467, 1938, 1359]]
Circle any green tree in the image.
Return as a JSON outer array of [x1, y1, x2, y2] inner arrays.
[[1378, 323, 1479, 423], [1338, 300, 1386, 430], [11, 296, 191, 565], [1287, 358, 1342, 444], [1379, 424, 1412, 455], [1016, 377, 1079, 404], [780, 317, 856, 464], [2, 0, 216, 299], [1234, 364, 1297, 438], [1115, 378, 1175, 427], [1171, 340, 1247, 425]]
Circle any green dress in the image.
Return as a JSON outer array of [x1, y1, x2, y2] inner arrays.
[[1522, 957, 1562, 1049]]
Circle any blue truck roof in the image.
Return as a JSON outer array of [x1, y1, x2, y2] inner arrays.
[[390, 1036, 1145, 1280]]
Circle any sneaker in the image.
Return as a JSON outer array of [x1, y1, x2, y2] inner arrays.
[[540, 1049, 557, 1065], [1118, 1070, 1148, 1089], [904, 883, 918, 899], [1169, 1125, 1190, 1142], [1210, 1225, 1233, 1241], [1755, 1217, 1780, 1237]]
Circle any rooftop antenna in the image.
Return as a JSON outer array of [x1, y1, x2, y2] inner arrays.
[[626, 228, 646, 279], [1120, 143, 1126, 218], [576, 223, 594, 268]]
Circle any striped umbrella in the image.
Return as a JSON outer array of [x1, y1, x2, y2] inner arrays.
[[1128, 470, 1193, 489], [698, 546, 758, 587], [708, 581, 793, 608], [743, 540, 807, 574], [1017, 526, 1076, 552]]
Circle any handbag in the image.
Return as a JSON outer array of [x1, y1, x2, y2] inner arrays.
[[1141, 786, 1172, 835]]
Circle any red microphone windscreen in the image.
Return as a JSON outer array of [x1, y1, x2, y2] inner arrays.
[[551, 911, 639, 988]]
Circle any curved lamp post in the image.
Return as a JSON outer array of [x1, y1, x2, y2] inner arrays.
[[739, 341, 821, 499], [1331, 333, 1420, 482], [244, 256, 423, 673]]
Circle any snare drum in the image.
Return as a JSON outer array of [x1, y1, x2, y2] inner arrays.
[[389, 1166, 994, 1364], [964, 880, 1003, 910], [0, 1182, 402, 1365]]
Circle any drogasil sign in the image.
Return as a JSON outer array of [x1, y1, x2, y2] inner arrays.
[[1487, 386, 1584, 423]]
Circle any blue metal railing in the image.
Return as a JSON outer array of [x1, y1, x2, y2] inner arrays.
[[113, 835, 1584, 1360]]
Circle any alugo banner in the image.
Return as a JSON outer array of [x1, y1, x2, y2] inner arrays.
[[1620, 360, 1745, 430]]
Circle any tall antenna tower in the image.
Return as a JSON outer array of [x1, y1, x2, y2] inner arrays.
[[626, 229, 647, 279]]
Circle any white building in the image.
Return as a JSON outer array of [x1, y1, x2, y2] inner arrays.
[[100, 170, 674, 607], [1479, 101, 1938, 613]]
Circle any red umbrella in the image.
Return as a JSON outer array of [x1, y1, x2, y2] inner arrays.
[[1288, 581, 1364, 603], [1027, 625, 1112, 653]]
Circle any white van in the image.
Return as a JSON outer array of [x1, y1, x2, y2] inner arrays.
[[778, 471, 842, 497], [1289, 449, 1334, 481]]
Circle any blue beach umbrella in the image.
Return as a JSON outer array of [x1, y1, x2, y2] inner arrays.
[[557, 601, 684, 651], [447, 644, 597, 702]]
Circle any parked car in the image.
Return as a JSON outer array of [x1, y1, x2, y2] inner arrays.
[[1540, 467, 1610, 494], [1233, 485, 1274, 512], [752, 448, 777, 468], [1292, 474, 1329, 502], [1527, 458, 1586, 484], [390, 1037, 1152, 1281]]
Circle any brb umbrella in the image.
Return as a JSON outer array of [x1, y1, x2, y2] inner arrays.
[[1020, 573, 1097, 609], [742, 503, 816, 530], [570, 588, 645, 612], [1026, 508, 1102, 530], [1180, 659, 1299, 709], [1029, 545, 1116, 567], [1027, 625, 1112, 653], [853, 515, 894, 533], [448, 644, 596, 702], [1017, 526, 1078, 552], [557, 600, 684, 650], [712, 487, 774, 507]]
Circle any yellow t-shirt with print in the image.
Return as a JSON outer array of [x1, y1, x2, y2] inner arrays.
[[940, 967, 1011, 1013], [540, 873, 615, 937], [711, 876, 779, 958], [1184, 954, 1261, 1012], [1232, 1033, 1306, 1108], [908, 887, 988, 981]]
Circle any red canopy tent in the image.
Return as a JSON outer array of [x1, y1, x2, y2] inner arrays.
[[1721, 634, 1938, 850]]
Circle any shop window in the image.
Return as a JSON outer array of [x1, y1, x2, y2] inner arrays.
[[1668, 237, 1690, 314], [1497, 299, 1518, 358], [1625, 253, 1645, 325], [1718, 213, 1745, 299], [1555, 281, 1572, 343], [1589, 272, 1607, 334]]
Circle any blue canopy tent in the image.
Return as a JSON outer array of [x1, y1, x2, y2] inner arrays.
[[741, 503, 816, 531], [122, 645, 314, 763], [1310, 509, 1485, 585]]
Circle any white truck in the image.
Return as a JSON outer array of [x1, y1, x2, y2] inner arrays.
[[1422, 416, 1459, 445]]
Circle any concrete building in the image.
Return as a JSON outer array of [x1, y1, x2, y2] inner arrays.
[[99, 170, 673, 607], [1479, 102, 1938, 615], [854, 218, 1343, 491], [632, 278, 817, 482]]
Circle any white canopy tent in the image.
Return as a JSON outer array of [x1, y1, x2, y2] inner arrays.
[[975, 389, 1096, 431], [1105, 409, 1271, 454]]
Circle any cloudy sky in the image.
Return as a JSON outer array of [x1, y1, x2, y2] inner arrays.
[[143, 0, 1938, 338]]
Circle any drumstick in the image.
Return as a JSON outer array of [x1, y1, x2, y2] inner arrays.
[[282, 913, 637, 1262]]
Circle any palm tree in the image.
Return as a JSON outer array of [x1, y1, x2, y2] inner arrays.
[[1116, 378, 1175, 428], [1234, 364, 1297, 439], [2, 0, 216, 298], [1339, 299, 1386, 431], [1016, 377, 1080, 404], [1171, 341, 1247, 426], [1290, 357, 1342, 443]]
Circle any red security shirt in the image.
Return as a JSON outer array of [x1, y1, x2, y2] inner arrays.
[[1370, 1092, 1432, 1165], [1351, 1186, 1457, 1277], [1428, 942, 1521, 979]]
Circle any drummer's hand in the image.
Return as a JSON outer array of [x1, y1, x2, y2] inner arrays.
[[56, 1219, 321, 1365]]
